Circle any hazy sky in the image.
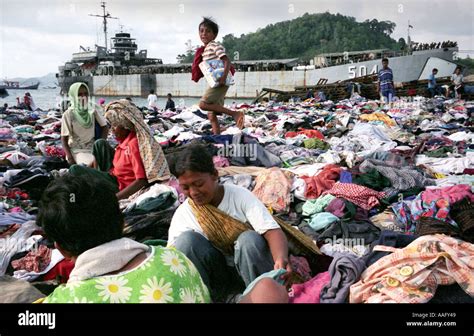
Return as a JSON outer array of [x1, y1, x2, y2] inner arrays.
[[0, 0, 472, 78]]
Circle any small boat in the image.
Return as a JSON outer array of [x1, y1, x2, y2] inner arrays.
[[0, 88, 8, 97], [0, 80, 40, 90]]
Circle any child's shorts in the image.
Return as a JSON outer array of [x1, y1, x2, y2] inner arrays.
[[201, 85, 229, 107]]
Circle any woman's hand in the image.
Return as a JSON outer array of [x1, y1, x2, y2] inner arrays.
[[274, 256, 293, 282]]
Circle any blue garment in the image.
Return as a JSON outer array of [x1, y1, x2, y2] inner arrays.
[[428, 73, 436, 89], [378, 67, 394, 91], [242, 268, 287, 296], [339, 170, 352, 183]]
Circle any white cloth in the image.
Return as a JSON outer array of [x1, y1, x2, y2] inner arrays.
[[13, 249, 65, 282], [415, 155, 474, 175], [284, 163, 327, 177], [147, 94, 158, 109], [0, 151, 30, 165], [168, 184, 280, 247], [447, 131, 473, 143], [292, 177, 307, 201], [68, 238, 150, 283], [0, 221, 40, 275], [171, 109, 206, 126]]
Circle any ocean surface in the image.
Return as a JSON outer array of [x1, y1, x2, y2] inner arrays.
[[0, 88, 252, 110]]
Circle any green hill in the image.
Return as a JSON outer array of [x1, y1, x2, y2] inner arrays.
[[177, 12, 404, 63]]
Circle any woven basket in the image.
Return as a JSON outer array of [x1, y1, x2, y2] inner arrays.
[[273, 216, 321, 256]]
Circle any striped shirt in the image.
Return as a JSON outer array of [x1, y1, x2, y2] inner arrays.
[[202, 41, 226, 61], [378, 67, 394, 92]]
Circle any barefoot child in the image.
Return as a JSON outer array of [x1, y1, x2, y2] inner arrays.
[[192, 17, 244, 134]]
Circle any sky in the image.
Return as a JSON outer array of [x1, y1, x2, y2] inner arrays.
[[0, 0, 473, 78]]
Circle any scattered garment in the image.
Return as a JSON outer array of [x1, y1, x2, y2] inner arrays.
[[320, 253, 366, 303], [301, 164, 342, 199], [252, 167, 293, 213], [350, 235, 474, 303], [289, 271, 331, 304], [324, 182, 386, 210]]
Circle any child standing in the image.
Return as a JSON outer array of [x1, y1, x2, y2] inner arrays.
[[192, 17, 244, 134]]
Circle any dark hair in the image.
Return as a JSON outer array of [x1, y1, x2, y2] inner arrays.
[[455, 66, 462, 72], [37, 175, 123, 256], [433, 68, 438, 72], [199, 17, 219, 36], [125, 97, 132, 101], [382, 58, 389, 63], [150, 90, 155, 94], [170, 144, 216, 178], [167, 93, 172, 97]]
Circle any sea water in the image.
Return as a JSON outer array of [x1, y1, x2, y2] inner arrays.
[[0, 88, 252, 110]]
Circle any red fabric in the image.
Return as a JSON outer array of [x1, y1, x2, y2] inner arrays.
[[285, 131, 298, 138], [463, 168, 474, 175], [111, 132, 147, 191], [323, 182, 386, 211], [301, 164, 342, 199], [408, 88, 417, 96], [23, 95, 31, 106], [285, 129, 324, 140], [298, 129, 324, 140], [41, 259, 75, 284], [11, 245, 52, 273], [191, 45, 235, 83], [289, 271, 331, 303]]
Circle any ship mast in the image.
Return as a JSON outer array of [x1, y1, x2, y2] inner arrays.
[[89, 2, 119, 51], [407, 20, 413, 53]]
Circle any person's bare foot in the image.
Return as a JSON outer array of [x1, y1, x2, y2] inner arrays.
[[235, 110, 245, 129]]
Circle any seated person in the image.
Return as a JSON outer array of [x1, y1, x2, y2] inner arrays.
[[165, 93, 176, 112], [39, 175, 288, 304], [69, 99, 171, 200], [61, 83, 109, 166], [38, 175, 211, 303], [167, 144, 292, 302]]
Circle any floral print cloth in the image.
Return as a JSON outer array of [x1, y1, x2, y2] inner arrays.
[[350, 234, 474, 303], [43, 246, 210, 303]]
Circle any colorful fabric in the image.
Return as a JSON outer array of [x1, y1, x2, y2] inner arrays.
[[378, 67, 394, 91], [252, 167, 293, 213], [111, 132, 147, 190], [303, 138, 330, 150], [11, 245, 52, 273], [105, 99, 170, 183], [320, 252, 366, 303], [392, 185, 473, 231], [301, 164, 342, 199], [289, 271, 330, 304], [302, 194, 336, 216], [289, 255, 312, 282], [359, 112, 396, 126], [44, 245, 210, 303], [324, 182, 386, 211], [359, 159, 434, 191], [350, 235, 474, 303]]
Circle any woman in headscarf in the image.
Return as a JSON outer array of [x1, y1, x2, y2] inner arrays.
[[69, 99, 170, 200], [61, 83, 109, 166]]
